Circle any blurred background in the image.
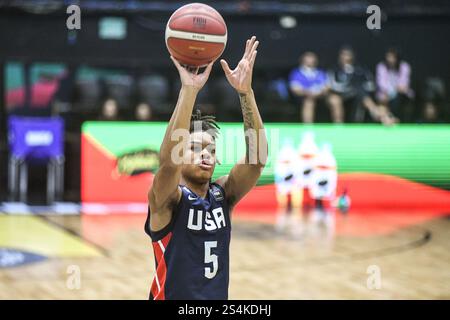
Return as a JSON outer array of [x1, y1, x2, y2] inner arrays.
[[0, 0, 449, 299], [1, 0, 450, 203]]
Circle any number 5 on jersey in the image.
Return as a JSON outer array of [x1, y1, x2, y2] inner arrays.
[[204, 241, 218, 279]]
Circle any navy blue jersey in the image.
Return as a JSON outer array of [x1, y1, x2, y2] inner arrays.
[[145, 183, 231, 300]]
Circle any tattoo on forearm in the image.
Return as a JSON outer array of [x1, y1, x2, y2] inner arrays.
[[239, 93, 256, 131], [239, 93, 257, 164]]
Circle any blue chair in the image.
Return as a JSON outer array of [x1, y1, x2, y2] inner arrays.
[[8, 116, 65, 204]]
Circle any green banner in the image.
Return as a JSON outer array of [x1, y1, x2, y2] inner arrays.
[[82, 122, 450, 189]]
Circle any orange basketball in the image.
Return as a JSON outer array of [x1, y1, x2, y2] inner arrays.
[[165, 3, 227, 67]]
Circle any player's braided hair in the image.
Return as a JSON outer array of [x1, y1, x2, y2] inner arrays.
[[190, 109, 220, 138]]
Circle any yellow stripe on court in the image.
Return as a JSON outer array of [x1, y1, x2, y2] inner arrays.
[[0, 216, 102, 258]]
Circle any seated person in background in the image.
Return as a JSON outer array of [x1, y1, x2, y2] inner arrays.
[[99, 98, 121, 121], [135, 102, 153, 121], [328, 46, 397, 125], [289, 52, 338, 123], [376, 48, 414, 122], [421, 103, 440, 123], [419, 77, 447, 123]]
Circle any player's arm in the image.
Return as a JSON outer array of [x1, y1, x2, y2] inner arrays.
[[149, 57, 214, 230], [216, 36, 268, 207]]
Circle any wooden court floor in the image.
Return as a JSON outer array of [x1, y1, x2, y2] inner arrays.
[[0, 210, 449, 299]]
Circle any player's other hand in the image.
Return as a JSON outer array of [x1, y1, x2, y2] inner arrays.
[[170, 56, 215, 92], [220, 36, 259, 95]]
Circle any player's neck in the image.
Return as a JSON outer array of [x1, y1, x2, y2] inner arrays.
[[180, 177, 209, 199]]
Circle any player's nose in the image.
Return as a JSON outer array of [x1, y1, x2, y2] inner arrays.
[[201, 150, 213, 163], [201, 150, 211, 159]]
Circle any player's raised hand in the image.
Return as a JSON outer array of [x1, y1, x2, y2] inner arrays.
[[170, 56, 215, 91], [220, 36, 259, 94]]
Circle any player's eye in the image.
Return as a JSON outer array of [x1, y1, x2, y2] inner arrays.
[[191, 143, 201, 152]]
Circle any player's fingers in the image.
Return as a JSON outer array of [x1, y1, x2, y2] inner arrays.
[[244, 37, 255, 58], [220, 59, 232, 75], [205, 62, 213, 72], [204, 60, 214, 76], [251, 40, 259, 55], [250, 50, 258, 67], [170, 55, 180, 67], [170, 56, 184, 71], [244, 39, 250, 58], [246, 36, 256, 57]]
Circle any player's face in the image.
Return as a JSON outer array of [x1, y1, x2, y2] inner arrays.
[[181, 131, 217, 184]]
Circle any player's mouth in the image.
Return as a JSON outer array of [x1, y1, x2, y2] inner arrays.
[[198, 160, 213, 170]]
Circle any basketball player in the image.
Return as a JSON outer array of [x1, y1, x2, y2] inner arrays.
[[145, 36, 267, 300]]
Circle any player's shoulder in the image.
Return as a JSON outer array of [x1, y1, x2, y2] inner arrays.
[[213, 175, 228, 190], [210, 181, 226, 199], [213, 176, 230, 195], [178, 185, 197, 203], [212, 176, 234, 207]]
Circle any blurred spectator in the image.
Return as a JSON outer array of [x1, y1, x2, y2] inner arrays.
[[137, 74, 170, 120], [99, 98, 120, 121], [376, 48, 414, 122], [264, 77, 295, 121], [419, 77, 447, 123], [328, 46, 397, 125], [104, 75, 134, 111], [135, 102, 153, 121], [421, 103, 439, 123], [289, 52, 339, 123]]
